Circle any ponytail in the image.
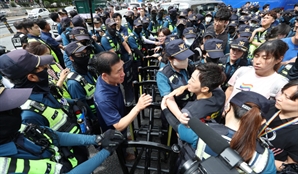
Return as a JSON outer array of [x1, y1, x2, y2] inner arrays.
[[230, 102, 263, 162]]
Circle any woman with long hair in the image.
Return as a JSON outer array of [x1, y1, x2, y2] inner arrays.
[[225, 39, 289, 106], [161, 90, 276, 173], [260, 80, 298, 172]]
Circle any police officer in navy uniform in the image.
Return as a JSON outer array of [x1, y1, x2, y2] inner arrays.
[[0, 87, 125, 173], [123, 11, 134, 35], [64, 41, 99, 132], [101, 18, 132, 61], [163, 9, 178, 32], [127, 19, 144, 80], [11, 19, 28, 49], [0, 49, 92, 167]]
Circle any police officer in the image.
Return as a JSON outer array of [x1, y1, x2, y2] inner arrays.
[[101, 18, 132, 62], [163, 9, 178, 32], [49, 12, 62, 39], [218, 38, 251, 91], [0, 87, 125, 173], [23, 19, 63, 67], [64, 41, 98, 129], [173, 18, 187, 38], [123, 10, 134, 35], [11, 19, 28, 49], [127, 19, 144, 80], [89, 16, 104, 43]]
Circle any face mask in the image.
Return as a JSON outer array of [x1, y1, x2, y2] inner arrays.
[[95, 27, 102, 31], [228, 27, 236, 34], [134, 28, 142, 34], [185, 38, 195, 47], [72, 54, 90, 74], [107, 27, 116, 36], [205, 17, 212, 22], [143, 24, 149, 30], [0, 108, 22, 145], [151, 13, 157, 20], [173, 59, 188, 69], [170, 14, 177, 20]]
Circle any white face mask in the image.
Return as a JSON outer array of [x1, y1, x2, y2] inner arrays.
[[184, 38, 195, 46], [95, 27, 102, 31], [173, 59, 188, 69], [205, 17, 212, 22]]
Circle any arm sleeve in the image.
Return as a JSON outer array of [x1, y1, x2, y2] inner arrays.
[[127, 36, 138, 49], [141, 36, 156, 44], [61, 33, 70, 46], [67, 149, 110, 174], [156, 71, 172, 97], [162, 108, 180, 132], [52, 130, 97, 146], [67, 80, 87, 101], [178, 124, 199, 148]]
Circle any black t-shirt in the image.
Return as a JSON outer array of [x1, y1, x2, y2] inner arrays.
[[182, 88, 225, 123], [264, 113, 298, 162]]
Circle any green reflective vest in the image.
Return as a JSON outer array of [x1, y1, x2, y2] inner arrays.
[[0, 157, 63, 174], [20, 100, 80, 134]]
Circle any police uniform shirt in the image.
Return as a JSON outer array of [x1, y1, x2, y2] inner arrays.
[[118, 25, 129, 37], [101, 31, 124, 52], [181, 88, 225, 123], [127, 31, 142, 50]]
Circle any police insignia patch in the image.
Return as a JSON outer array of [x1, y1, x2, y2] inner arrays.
[[216, 43, 222, 50]]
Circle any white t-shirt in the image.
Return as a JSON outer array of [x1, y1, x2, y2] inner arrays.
[[227, 66, 289, 103]]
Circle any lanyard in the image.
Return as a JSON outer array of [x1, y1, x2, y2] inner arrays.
[[259, 111, 298, 137]]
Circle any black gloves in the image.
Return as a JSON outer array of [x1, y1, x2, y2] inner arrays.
[[96, 129, 125, 153]]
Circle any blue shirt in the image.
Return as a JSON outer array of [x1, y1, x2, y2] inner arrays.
[[94, 76, 125, 132], [156, 63, 189, 97], [40, 31, 60, 47], [118, 25, 128, 36], [282, 37, 298, 62]]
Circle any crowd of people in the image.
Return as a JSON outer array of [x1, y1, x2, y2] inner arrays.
[[0, 1, 298, 173]]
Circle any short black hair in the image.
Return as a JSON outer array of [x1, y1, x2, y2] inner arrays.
[[92, 51, 121, 75], [23, 19, 37, 30], [13, 21, 24, 30], [195, 63, 226, 92], [112, 12, 122, 19], [36, 18, 47, 30], [281, 80, 298, 101], [214, 6, 231, 21], [263, 4, 270, 10], [69, 10, 78, 18], [49, 12, 59, 22]]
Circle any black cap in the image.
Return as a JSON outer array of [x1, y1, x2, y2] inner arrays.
[[179, 10, 188, 18], [229, 20, 238, 27], [251, 15, 260, 22], [183, 27, 196, 39], [202, 30, 216, 38], [142, 17, 150, 24], [60, 17, 71, 26], [176, 18, 187, 26], [65, 41, 92, 56], [188, 14, 197, 21], [164, 34, 179, 45], [134, 18, 142, 27], [196, 14, 204, 21], [124, 11, 134, 17], [72, 15, 84, 27], [204, 38, 224, 58], [239, 26, 253, 37], [230, 37, 249, 52], [71, 27, 90, 41], [230, 91, 270, 117], [93, 17, 101, 24], [105, 18, 117, 27], [165, 39, 194, 60], [0, 49, 53, 79], [0, 87, 32, 112]]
